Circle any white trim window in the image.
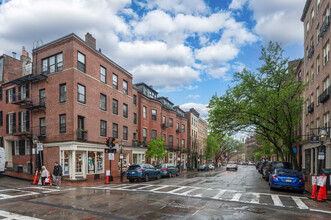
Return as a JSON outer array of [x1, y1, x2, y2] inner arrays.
[[15, 140, 19, 156], [25, 140, 31, 155]]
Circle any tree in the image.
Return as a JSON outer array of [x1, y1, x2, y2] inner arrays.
[[222, 137, 244, 161], [208, 42, 305, 170], [145, 137, 168, 164], [204, 134, 220, 162]]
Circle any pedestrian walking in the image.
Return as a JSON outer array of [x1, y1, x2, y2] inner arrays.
[[53, 162, 62, 188], [186, 162, 189, 170], [40, 166, 49, 186]]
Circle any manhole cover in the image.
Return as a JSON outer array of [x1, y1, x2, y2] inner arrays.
[[246, 208, 266, 214]]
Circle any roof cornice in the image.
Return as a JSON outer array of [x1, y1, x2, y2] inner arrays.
[[301, 0, 312, 22]]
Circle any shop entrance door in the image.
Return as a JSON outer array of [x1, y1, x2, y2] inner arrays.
[[75, 151, 84, 177]]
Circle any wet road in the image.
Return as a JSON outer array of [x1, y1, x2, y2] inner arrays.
[[0, 165, 330, 219]]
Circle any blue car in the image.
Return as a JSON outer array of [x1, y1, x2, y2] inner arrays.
[[127, 164, 161, 182], [269, 169, 305, 193]]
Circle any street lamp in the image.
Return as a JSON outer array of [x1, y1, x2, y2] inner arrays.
[[32, 135, 39, 171], [318, 128, 327, 175], [120, 140, 123, 183]]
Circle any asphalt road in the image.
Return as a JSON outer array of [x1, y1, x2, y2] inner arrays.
[[0, 165, 330, 219]]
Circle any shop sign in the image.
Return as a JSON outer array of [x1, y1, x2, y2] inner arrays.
[[108, 153, 114, 160], [310, 136, 319, 143], [37, 143, 43, 151], [318, 152, 325, 160]]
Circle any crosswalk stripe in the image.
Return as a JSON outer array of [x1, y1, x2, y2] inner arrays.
[[271, 195, 284, 207], [135, 185, 153, 190], [180, 188, 198, 196], [0, 210, 42, 220], [212, 190, 226, 199], [118, 185, 134, 189], [292, 197, 308, 209], [167, 186, 186, 193], [250, 193, 260, 204], [150, 186, 169, 191], [230, 193, 242, 202]]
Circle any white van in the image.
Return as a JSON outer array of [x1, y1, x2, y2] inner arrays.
[[0, 147, 7, 174]]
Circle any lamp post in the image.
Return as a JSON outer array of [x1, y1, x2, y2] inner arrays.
[[318, 128, 327, 175], [32, 135, 39, 171], [120, 140, 123, 183]]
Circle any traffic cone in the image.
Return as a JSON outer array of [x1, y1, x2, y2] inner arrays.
[[105, 175, 109, 184], [311, 174, 317, 199], [317, 186, 324, 201], [32, 168, 38, 185], [322, 174, 328, 200], [47, 169, 52, 186]]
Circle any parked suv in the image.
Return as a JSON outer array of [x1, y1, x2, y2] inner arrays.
[[127, 164, 161, 182], [262, 161, 292, 181], [155, 163, 179, 178]]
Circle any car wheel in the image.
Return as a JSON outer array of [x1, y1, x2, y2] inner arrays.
[[144, 174, 149, 182], [270, 186, 274, 191], [129, 179, 134, 183], [156, 173, 161, 180]]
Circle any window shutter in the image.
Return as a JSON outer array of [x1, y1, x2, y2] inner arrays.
[[11, 141, 15, 156], [12, 88, 16, 101], [5, 90, 8, 103], [6, 114, 8, 134], [26, 83, 29, 98], [18, 86, 21, 100], [19, 140, 25, 155], [0, 111, 2, 126], [26, 111, 30, 131], [12, 113, 16, 133], [18, 111, 21, 132]]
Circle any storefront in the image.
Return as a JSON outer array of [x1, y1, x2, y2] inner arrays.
[[132, 147, 147, 165]]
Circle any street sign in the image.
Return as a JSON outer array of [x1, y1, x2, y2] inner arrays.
[[120, 154, 123, 159], [318, 152, 325, 160], [317, 175, 327, 186], [106, 170, 110, 176], [108, 153, 114, 160], [37, 143, 43, 151]]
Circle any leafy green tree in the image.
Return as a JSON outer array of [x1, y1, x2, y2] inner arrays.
[[208, 42, 305, 170], [145, 137, 168, 164], [204, 134, 220, 162]]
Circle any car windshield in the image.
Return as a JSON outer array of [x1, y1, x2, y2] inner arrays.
[[228, 161, 236, 164], [128, 165, 141, 170], [278, 170, 298, 175], [273, 162, 291, 169]]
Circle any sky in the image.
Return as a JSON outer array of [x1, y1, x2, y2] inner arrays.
[[0, 0, 306, 122]]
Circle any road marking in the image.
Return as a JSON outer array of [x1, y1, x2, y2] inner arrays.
[[212, 190, 226, 199], [0, 210, 42, 220], [135, 185, 154, 190], [167, 186, 187, 194], [250, 193, 260, 204], [150, 186, 169, 191], [309, 208, 331, 214], [292, 197, 308, 209], [118, 185, 134, 189], [271, 195, 284, 207], [230, 193, 242, 202], [181, 188, 199, 196]]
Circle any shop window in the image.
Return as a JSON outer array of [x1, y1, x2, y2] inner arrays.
[[60, 150, 69, 175], [88, 151, 104, 174]]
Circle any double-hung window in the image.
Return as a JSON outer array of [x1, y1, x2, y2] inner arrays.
[[123, 80, 128, 95], [100, 120, 107, 137], [59, 84, 66, 103], [169, 118, 173, 127], [40, 118, 46, 135], [39, 89, 46, 106], [100, 94, 107, 111], [143, 128, 147, 141], [6, 88, 16, 103], [123, 103, 128, 118], [77, 51, 86, 72], [151, 110, 157, 120], [181, 124, 185, 132], [18, 111, 29, 132], [7, 113, 16, 134], [77, 84, 86, 104], [169, 135, 173, 147], [123, 126, 128, 140], [18, 83, 29, 100], [323, 42, 330, 65], [113, 73, 118, 89], [133, 113, 137, 124], [143, 106, 147, 118], [42, 53, 63, 75], [133, 95, 137, 105], [100, 66, 106, 83], [113, 123, 118, 138], [152, 130, 157, 139], [113, 99, 118, 115], [181, 139, 185, 148], [59, 114, 66, 133]]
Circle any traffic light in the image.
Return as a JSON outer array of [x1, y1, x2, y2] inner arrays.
[[111, 138, 116, 148], [106, 137, 110, 147]]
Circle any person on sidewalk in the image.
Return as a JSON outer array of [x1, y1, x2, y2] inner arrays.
[[53, 162, 62, 188], [40, 166, 49, 186]]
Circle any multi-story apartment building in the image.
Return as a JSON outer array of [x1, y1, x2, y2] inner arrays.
[[135, 83, 188, 168], [301, 0, 331, 188], [1, 33, 139, 180], [185, 108, 200, 168], [198, 118, 208, 163]]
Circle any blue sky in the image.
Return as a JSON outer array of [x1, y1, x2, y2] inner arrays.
[[0, 0, 305, 119]]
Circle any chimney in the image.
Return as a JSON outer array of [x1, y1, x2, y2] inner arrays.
[[22, 46, 27, 56], [85, 32, 96, 49]]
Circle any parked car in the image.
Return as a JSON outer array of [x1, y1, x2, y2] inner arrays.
[[262, 161, 292, 181], [155, 163, 179, 178], [255, 161, 261, 169], [0, 148, 7, 175], [248, 161, 255, 165], [198, 164, 210, 171], [226, 161, 238, 171], [269, 169, 304, 193], [127, 164, 161, 182], [258, 161, 268, 174], [208, 164, 215, 170]]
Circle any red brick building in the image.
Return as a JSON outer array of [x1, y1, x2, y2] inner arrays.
[[0, 33, 189, 181]]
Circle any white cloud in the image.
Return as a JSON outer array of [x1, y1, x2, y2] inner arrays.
[[186, 94, 200, 99], [229, 0, 248, 10], [248, 0, 305, 44], [232, 62, 246, 73], [186, 85, 198, 90], [180, 102, 209, 119]]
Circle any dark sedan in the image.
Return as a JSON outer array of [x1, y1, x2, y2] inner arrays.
[[155, 163, 179, 178]]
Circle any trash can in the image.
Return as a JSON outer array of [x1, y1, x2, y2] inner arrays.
[[322, 168, 331, 191]]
